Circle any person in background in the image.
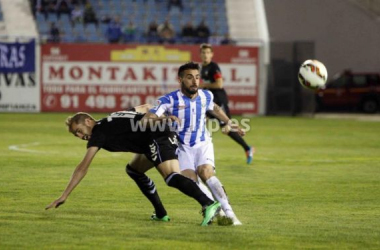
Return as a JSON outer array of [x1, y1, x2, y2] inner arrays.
[[48, 22, 61, 43], [106, 16, 122, 43], [70, 4, 83, 27], [123, 20, 137, 43], [157, 18, 176, 44], [55, 0, 73, 20], [220, 33, 236, 45], [195, 19, 211, 44], [181, 21, 196, 44], [167, 0, 183, 13], [83, 2, 99, 28], [33, 0, 51, 19], [146, 20, 159, 43], [199, 43, 254, 164]]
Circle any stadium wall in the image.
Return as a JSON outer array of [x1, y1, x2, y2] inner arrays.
[[264, 0, 380, 76], [1, 43, 263, 114]]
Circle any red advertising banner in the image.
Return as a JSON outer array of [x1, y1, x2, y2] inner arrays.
[[40, 44, 259, 114]]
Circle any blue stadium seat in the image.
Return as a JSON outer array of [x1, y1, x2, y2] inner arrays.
[[85, 23, 98, 33], [35, 0, 229, 44], [73, 24, 85, 33], [61, 22, 72, 33], [60, 14, 71, 24], [36, 12, 45, 23], [47, 14, 58, 23]]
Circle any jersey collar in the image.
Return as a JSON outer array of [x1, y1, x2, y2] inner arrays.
[[179, 89, 199, 100]]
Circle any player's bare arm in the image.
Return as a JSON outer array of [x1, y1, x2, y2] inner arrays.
[[133, 104, 154, 113], [45, 146, 99, 210], [140, 112, 181, 127], [201, 78, 223, 89], [209, 103, 246, 136], [208, 103, 230, 124]]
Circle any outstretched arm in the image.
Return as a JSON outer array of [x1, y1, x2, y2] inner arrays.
[[45, 146, 99, 210], [208, 103, 246, 136], [133, 104, 154, 113], [140, 112, 181, 128]]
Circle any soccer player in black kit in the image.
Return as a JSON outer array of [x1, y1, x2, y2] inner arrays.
[[45, 108, 221, 226], [199, 43, 254, 164]]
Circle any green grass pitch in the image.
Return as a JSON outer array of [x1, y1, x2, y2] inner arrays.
[[0, 113, 379, 249]]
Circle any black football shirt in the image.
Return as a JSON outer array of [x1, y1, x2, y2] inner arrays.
[[87, 111, 154, 154], [200, 61, 222, 85]]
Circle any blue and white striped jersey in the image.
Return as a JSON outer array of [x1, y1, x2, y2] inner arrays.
[[149, 89, 214, 147]]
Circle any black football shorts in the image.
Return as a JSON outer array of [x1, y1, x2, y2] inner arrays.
[[145, 131, 179, 166]]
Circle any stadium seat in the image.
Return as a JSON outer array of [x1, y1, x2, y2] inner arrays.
[[33, 0, 229, 44]]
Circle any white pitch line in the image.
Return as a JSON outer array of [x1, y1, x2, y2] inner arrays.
[[252, 157, 379, 163], [8, 142, 43, 154]]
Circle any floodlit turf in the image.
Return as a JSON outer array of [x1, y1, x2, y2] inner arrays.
[[0, 113, 379, 249]]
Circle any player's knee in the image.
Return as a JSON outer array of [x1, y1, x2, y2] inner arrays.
[[197, 165, 214, 181], [126, 164, 141, 176], [165, 172, 179, 187], [157, 160, 180, 178], [181, 169, 198, 182]]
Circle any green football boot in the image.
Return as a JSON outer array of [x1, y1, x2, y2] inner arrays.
[[151, 214, 170, 222], [201, 202, 221, 226]]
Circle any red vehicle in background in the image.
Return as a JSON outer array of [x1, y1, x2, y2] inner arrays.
[[316, 70, 380, 113]]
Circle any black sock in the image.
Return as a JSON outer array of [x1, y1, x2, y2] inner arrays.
[[228, 131, 250, 151], [165, 172, 214, 207], [126, 164, 167, 218]]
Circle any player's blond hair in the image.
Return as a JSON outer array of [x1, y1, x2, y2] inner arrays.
[[65, 112, 95, 134], [200, 43, 213, 52]]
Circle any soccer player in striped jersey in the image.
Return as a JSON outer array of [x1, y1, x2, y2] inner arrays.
[[141, 62, 243, 225]]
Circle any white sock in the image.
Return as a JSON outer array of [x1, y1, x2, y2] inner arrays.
[[197, 177, 214, 201], [206, 176, 234, 217]]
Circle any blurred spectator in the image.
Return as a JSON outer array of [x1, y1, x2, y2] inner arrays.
[[100, 14, 111, 24], [220, 33, 236, 45], [167, 0, 183, 13], [146, 20, 159, 43], [83, 2, 99, 28], [133, 0, 163, 3], [208, 33, 223, 45], [123, 20, 137, 43], [72, 0, 87, 5], [55, 0, 73, 19], [30, 0, 37, 17], [34, 0, 55, 19], [195, 19, 211, 43], [181, 21, 196, 44], [157, 19, 176, 44], [70, 5, 83, 27], [106, 16, 122, 43], [48, 22, 61, 43]]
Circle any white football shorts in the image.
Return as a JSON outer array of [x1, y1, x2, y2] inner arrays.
[[178, 140, 215, 171]]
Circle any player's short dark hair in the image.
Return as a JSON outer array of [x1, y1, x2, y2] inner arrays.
[[65, 112, 95, 134], [178, 61, 200, 77], [200, 43, 213, 52]]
